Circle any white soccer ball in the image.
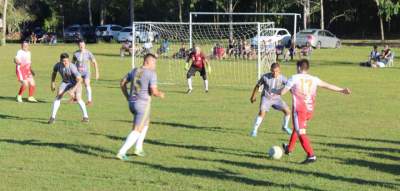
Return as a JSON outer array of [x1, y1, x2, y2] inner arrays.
[[268, 146, 283, 160]]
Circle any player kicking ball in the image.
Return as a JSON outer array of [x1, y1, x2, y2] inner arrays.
[[185, 46, 211, 94], [72, 40, 100, 106], [48, 53, 89, 124], [280, 59, 351, 164], [15, 41, 38, 103], [250, 63, 292, 137], [116, 53, 165, 161]]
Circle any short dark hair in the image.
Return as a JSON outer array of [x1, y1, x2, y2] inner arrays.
[[21, 40, 29, 44], [60, 53, 69, 60], [77, 39, 85, 44], [270, 62, 280, 70], [297, 59, 310, 71], [143, 53, 157, 62], [373, 45, 378, 49]]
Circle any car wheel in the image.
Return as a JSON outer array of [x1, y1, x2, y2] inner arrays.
[[335, 41, 341, 48], [317, 41, 322, 49]]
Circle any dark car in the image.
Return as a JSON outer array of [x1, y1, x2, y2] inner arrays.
[[64, 25, 98, 43]]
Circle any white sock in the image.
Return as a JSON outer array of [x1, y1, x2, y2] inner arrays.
[[118, 131, 141, 155], [252, 116, 263, 132], [282, 115, 290, 130], [204, 80, 209, 91], [86, 86, 92, 102], [77, 100, 89, 118], [51, 99, 61, 118], [135, 125, 149, 151], [187, 78, 193, 90]]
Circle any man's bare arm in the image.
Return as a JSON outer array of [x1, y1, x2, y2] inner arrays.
[[319, 80, 351, 94], [250, 85, 259, 103], [120, 78, 130, 101], [150, 86, 165, 98]]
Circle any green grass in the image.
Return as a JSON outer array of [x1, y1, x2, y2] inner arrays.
[[0, 43, 399, 191]]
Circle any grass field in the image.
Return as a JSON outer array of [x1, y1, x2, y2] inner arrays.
[[0, 43, 399, 191]]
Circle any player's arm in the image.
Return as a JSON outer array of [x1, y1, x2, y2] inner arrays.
[[150, 85, 164, 98], [120, 77, 130, 101], [71, 76, 83, 93], [250, 84, 260, 103], [90, 55, 100, 80], [318, 80, 351, 94], [50, 70, 57, 92]]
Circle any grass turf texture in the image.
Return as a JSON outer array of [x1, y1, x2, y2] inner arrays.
[[0, 43, 399, 191]]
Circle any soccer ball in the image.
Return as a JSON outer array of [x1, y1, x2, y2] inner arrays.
[[268, 146, 283, 160]]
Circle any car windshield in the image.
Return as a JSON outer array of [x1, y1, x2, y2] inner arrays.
[[299, 30, 316, 35], [121, 28, 132, 32], [97, 27, 107, 32]]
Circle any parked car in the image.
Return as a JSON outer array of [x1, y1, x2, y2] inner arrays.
[[251, 28, 291, 47], [63, 24, 98, 43], [117, 27, 133, 42], [96, 24, 123, 41], [295, 29, 341, 48]]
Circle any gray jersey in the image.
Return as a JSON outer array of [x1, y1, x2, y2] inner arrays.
[[53, 62, 81, 84], [257, 73, 287, 99], [73, 50, 95, 74], [125, 67, 157, 102]]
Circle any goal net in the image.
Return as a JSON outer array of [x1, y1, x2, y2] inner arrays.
[[132, 21, 277, 87]]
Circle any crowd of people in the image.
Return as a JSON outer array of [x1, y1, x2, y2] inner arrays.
[[361, 45, 394, 68]]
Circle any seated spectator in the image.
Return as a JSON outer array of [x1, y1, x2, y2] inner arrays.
[[369, 45, 380, 62], [380, 45, 393, 65], [173, 43, 188, 59], [213, 43, 225, 60], [120, 40, 133, 57], [49, 34, 57, 45], [157, 38, 169, 56], [300, 42, 312, 58]]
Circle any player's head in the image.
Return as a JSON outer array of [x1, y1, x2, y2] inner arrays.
[[143, 53, 157, 70], [78, 39, 86, 50], [60, 53, 70, 66], [270, 62, 281, 78], [297, 59, 310, 73], [373, 45, 378, 50], [384, 44, 389, 50], [195, 46, 201, 54], [21, 40, 29, 51]]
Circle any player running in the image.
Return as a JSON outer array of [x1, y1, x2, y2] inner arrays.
[[249, 63, 292, 137], [185, 46, 211, 94], [72, 40, 99, 106], [116, 53, 165, 161], [280, 59, 351, 164], [48, 53, 89, 124], [14, 41, 38, 103]]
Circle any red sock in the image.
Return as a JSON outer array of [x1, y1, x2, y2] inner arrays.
[[288, 131, 298, 152], [18, 85, 26, 96], [29, 85, 36, 97], [299, 134, 314, 157]]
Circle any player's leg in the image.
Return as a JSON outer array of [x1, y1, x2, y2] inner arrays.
[[273, 99, 292, 135], [49, 83, 71, 124], [27, 77, 38, 102], [201, 68, 208, 93], [74, 83, 89, 122], [83, 76, 93, 105], [16, 80, 28, 102], [186, 67, 195, 93], [250, 97, 270, 137], [292, 111, 316, 163], [134, 118, 149, 157]]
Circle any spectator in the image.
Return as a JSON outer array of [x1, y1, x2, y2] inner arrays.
[[157, 38, 169, 56], [228, 38, 236, 58], [120, 40, 133, 57], [380, 45, 393, 65], [213, 43, 225, 60], [173, 43, 188, 59], [30, 32, 37, 44], [300, 42, 312, 59]]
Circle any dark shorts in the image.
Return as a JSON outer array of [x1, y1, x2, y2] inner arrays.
[[187, 65, 207, 80], [129, 100, 151, 127]]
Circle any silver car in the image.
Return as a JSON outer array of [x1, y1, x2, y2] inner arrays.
[[295, 29, 341, 48]]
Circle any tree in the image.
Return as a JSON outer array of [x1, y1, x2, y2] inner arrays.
[[1, 0, 7, 46], [375, 0, 400, 41], [88, 0, 93, 26], [320, 0, 324, 29]]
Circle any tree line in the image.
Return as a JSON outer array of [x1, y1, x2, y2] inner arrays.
[[1, 0, 400, 45]]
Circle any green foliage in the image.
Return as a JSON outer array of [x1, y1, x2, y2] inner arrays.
[[377, 0, 400, 21]]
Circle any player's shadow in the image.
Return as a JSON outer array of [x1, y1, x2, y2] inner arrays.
[[369, 153, 400, 161], [180, 156, 400, 189], [151, 121, 225, 133], [346, 137, 400, 145], [130, 160, 327, 191], [93, 53, 121, 57], [0, 113, 49, 124], [0, 96, 49, 103], [0, 139, 114, 157], [318, 142, 400, 154]]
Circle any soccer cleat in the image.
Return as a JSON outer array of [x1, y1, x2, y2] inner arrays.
[[82, 117, 89, 123], [186, 89, 192, 94], [16, 95, 23, 103], [282, 143, 290, 155], [250, 130, 257, 137], [27, 97, 38, 103], [133, 149, 146, 157], [116, 154, 130, 161], [282, 127, 293, 135], [48, 117, 55, 124], [86, 101, 93, 106], [301, 156, 317, 164]]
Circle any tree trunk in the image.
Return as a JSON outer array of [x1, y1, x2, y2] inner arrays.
[[100, 0, 105, 25], [229, 0, 233, 39], [129, 0, 134, 24], [1, 0, 7, 46], [88, 0, 93, 26], [320, 0, 324, 30], [178, 0, 182, 22], [379, 16, 385, 41]]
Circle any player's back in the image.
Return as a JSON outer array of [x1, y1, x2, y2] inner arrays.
[[127, 68, 157, 102], [287, 73, 321, 112]]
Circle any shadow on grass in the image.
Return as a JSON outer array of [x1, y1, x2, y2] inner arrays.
[[0, 139, 114, 157], [151, 121, 224, 132], [0, 96, 48, 103], [93, 53, 121, 57], [346, 137, 400, 145], [181, 156, 400, 190], [369, 153, 400, 161], [319, 142, 400, 154], [0, 113, 49, 125], [132, 160, 327, 191]]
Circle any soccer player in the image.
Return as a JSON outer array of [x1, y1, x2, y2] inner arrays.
[[116, 53, 165, 161], [72, 40, 99, 106], [249, 63, 292, 137], [48, 53, 89, 124], [280, 59, 351, 164], [15, 41, 38, 103], [185, 46, 211, 94]]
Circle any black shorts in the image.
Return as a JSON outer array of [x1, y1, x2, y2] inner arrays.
[[187, 65, 207, 79]]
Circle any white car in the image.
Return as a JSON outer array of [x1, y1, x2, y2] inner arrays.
[[117, 27, 133, 42], [96, 24, 123, 41], [251, 28, 292, 47], [117, 27, 158, 43]]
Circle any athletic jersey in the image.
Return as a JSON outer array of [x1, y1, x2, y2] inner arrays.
[[190, 52, 206, 68], [257, 73, 287, 99], [53, 62, 82, 84], [125, 67, 158, 102], [73, 50, 95, 74], [15, 49, 32, 69], [285, 74, 322, 112]]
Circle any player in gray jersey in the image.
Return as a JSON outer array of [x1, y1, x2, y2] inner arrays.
[[72, 40, 99, 106], [48, 53, 89, 124], [249, 63, 292, 137], [116, 53, 165, 161]]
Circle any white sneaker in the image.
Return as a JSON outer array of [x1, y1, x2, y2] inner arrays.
[[16, 95, 23, 103], [250, 130, 257, 137], [27, 96, 38, 103]]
